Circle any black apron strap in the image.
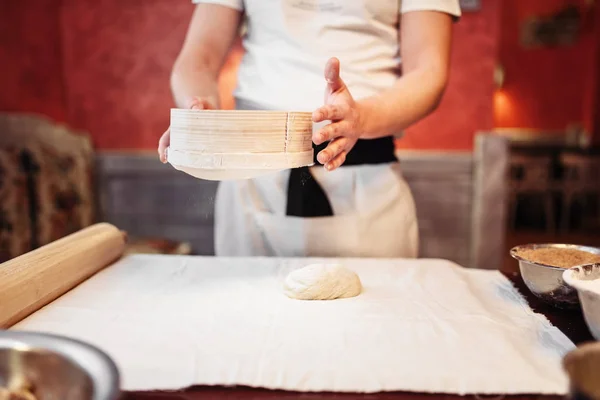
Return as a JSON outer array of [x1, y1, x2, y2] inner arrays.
[[285, 136, 397, 218], [313, 136, 397, 166], [286, 166, 334, 217]]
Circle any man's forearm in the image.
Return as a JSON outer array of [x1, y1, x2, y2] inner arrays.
[[170, 56, 221, 109], [358, 66, 447, 139]]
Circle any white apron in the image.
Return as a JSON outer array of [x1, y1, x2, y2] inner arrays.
[[214, 162, 419, 258], [213, 98, 418, 258]]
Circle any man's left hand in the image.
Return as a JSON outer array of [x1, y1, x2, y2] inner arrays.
[[312, 57, 365, 171]]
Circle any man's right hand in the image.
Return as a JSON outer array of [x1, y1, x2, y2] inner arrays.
[[158, 97, 216, 164]]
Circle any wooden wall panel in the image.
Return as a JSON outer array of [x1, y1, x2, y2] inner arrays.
[[470, 134, 509, 270], [96, 150, 483, 266]]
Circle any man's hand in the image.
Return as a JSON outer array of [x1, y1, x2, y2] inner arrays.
[[158, 97, 215, 163], [311, 57, 365, 171], [312, 11, 453, 172]]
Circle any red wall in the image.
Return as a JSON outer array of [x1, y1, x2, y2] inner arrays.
[[0, 0, 196, 149], [0, 0, 67, 122], [399, 0, 501, 150], [0, 0, 500, 151], [582, 1, 600, 144], [6, 0, 591, 151], [60, 0, 195, 149], [495, 0, 597, 132]]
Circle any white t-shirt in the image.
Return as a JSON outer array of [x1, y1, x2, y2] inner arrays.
[[192, 0, 461, 111]]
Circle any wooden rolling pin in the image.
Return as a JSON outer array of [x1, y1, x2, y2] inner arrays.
[[0, 223, 126, 328]]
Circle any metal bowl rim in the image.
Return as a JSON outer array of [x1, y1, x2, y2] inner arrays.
[[510, 243, 600, 271], [0, 331, 120, 400], [0, 330, 116, 363], [563, 263, 600, 293]]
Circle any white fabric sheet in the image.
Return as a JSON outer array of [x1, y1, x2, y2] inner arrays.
[[12, 255, 574, 395]]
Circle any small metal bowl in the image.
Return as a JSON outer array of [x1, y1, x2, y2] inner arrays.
[[510, 244, 600, 309], [0, 331, 120, 400], [563, 264, 600, 340]]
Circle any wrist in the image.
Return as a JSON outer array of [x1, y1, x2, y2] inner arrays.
[[170, 70, 220, 109], [356, 98, 379, 139]]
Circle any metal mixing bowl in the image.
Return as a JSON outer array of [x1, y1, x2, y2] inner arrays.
[[0, 331, 120, 400], [563, 264, 600, 340], [510, 244, 600, 309]]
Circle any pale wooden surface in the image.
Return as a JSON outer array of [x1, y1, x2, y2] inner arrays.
[[0, 223, 125, 328], [168, 110, 314, 179], [170, 109, 313, 154]]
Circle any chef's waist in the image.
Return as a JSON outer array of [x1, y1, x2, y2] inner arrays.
[[313, 136, 398, 166], [234, 97, 399, 166]]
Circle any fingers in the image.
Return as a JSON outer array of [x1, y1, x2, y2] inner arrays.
[[326, 150, 347, 171], [313, 121, 352, 145], [159, 97, 214, 163], [158, 128, 170, 163], [324, 57, 345, 93], [317, 136, 351, 169], [188, 97, 215, 110], [312, 104, 348, 123]]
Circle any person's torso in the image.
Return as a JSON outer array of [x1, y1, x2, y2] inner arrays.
[[236, 0, 401, 111]]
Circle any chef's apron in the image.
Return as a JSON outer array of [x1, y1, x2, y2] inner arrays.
[[214, 100, 419, 258]]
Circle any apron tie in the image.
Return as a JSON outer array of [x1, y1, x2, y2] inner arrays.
[[286, 166, 334, 217], [286, 136, 398, 218]]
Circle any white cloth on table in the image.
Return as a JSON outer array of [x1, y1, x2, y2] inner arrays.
[[13, 256, 574, 395]]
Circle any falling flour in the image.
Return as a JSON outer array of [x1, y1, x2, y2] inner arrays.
[[283, 263, 362, 300]]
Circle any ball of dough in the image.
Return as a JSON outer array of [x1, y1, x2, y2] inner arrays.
[[283, 263, 362, 300]]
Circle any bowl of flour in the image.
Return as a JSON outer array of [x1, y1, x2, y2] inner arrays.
[[563, 264, 600, 340]]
